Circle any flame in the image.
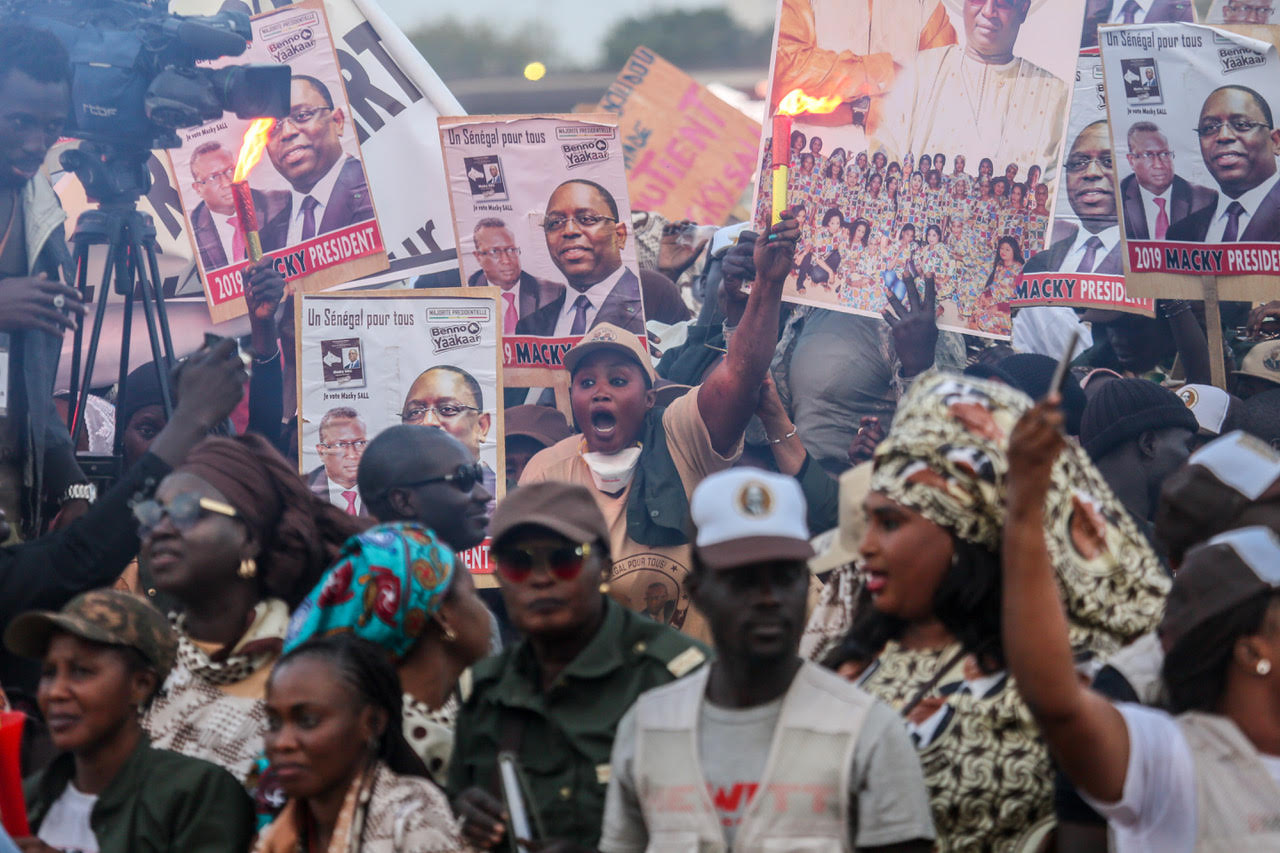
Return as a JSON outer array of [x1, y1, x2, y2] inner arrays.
[[232, 118, 276, 183], [776, 88, 844, 117]]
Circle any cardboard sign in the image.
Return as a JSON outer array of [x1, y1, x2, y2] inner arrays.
[[1100, 22, 1280, 300], [439, 114, 645, 366], [755, 0, 1086, 339], [598, 47, 761, 225]]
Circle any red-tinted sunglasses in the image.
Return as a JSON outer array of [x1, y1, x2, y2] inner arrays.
[[493, 542, 592, 584]]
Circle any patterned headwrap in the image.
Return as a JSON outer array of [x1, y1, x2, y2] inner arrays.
[[871, 373, 1169, 652], [285, 523, 457, 661]]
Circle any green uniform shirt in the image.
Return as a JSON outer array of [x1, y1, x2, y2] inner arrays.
[[25, 734, 255, 853], [448, 597, 709, 848]]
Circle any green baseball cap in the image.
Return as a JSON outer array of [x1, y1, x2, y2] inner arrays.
[[5, 590, 177, 681]]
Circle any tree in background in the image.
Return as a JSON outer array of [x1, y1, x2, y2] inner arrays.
[[410, 18, 563, 79], [599, 8, 773, 71]]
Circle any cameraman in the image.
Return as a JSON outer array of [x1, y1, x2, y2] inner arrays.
[[0, 23, 90, 541]]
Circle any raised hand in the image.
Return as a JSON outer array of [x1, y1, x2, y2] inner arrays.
[[883, 273, 938, 378]]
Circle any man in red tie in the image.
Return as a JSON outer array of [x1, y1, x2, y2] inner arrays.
[[305, 406, 369, 516], [188, 141, 288, 270], [1120, 122, 1216, 241], [464, 218, 562, 334]]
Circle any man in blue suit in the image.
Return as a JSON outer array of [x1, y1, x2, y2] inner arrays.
[[262, 75, 374, 247], [515, 179, 645, 336]]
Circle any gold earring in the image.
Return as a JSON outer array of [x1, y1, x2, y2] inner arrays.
[[238, 558, 257, 579], [1258, 659, 1272, 676], [443, 625, 457, 642], [599, 582, 612, 595]]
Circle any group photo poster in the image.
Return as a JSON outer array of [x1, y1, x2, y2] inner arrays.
[[757, 0, 1086, 339], [598, 46, 762, 226], [1010, 48, 1157, 315], [169, 0, 388, 323], [1099, 22, 1280, 300], [1207, 0, 1278, 24], [296, 289, 504, 570], [438, 114, 645, 372]]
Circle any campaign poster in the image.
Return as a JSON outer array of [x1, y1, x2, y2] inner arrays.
[[169, 0, 388, 323], [1206, 0, 1278, 24], [1099, 23, 1280, 300], [297, 289, 503, 574], [757, 0, 1085, 339], [1010, 51, 1157, 315], [598, 47, 762, 225], [438, 114, 645, 372]]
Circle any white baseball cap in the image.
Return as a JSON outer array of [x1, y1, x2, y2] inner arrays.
[[690, 468, 814, 571], [1176, 384, 1233, 436]]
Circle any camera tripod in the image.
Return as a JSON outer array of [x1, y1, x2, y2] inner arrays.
[[63, 143, 177, 458]]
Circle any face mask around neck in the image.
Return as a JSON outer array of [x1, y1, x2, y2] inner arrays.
[[581, 445, 642, 494]]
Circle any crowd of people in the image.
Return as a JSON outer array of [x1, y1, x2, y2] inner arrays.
[[5, 14, 1280, 853], [762, 133, 1052, 336]]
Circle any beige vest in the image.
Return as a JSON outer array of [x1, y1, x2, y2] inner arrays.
[[1178, 712, 1280, 852], [633, 661, 872, 853]]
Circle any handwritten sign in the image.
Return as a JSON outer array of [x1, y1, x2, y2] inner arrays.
[[599, 47, 760, 225]]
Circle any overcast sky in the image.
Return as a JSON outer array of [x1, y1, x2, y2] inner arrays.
[[379, 0, 776, 65]]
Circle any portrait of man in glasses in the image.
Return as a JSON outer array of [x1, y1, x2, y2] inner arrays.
[[1168, 86, 1280, 243], [465, 218, 564, 335], [401, 365, 497, 508], [262, 74, 375, 248], [1218, 0, 1276, 24], [1121, 121, 1217, 241], [515, 179, 644, 337], [188, 140, 288, 270], [306, 406, 370, 517], [1023, 121, 1124, 274]]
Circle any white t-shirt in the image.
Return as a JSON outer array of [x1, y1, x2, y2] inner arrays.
[[38, 783, 100, 853], [1083, 703, 1280, 853]]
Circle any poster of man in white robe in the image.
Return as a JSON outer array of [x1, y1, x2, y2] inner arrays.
[[758, 0, 1085, 339]]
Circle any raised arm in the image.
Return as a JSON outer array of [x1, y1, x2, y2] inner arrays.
[[698, 209, 799, 456], [1002, 398, 1132, 804]]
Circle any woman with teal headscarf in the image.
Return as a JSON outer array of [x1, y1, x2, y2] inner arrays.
[[287, 523, 493, 779]]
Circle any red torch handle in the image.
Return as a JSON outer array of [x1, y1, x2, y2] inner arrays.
[[772, 114, 793, 169], [0, 712, 30, 837]]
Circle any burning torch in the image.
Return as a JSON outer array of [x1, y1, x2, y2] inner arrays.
[[770, 89, 844, 225], [230, 117, 276, 263]]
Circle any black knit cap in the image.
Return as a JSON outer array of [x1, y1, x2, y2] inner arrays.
[[1080, 378, 1199, 460]]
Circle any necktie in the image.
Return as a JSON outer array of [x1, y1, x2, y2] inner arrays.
[[228, 216, 245, 261], [569, 294, 591, 336], [1121, 0, 1141, 23], [502, 292, 518, 335], [300, 195, 320, 242], [341, 490, 358, 516], [1223, 201, 1245, 242], [1076, 235, 1105, 273], [1153, 198, 1169, 240]]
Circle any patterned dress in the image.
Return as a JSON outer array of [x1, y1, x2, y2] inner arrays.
[[974, 261, 1022, 337], [858, 642, 1051, 853], [915, 242, 957, 300], [860, 193, 897, 242]]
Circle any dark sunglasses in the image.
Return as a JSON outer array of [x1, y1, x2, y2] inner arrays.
[[492, 542, 592, 584], [397, 461, 485, 494], [134, 492, 238, 537]]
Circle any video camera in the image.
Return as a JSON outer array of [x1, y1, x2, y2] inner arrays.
[[7, 0, 290, 150]]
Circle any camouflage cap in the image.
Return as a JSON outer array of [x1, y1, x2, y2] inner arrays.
[[4, 590, 177, 680]]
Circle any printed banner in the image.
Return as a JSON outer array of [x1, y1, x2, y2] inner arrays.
[[439, 114, 645, 366], [169, 0, 387, 323], [1206, 0, 1277, 24], [1011, 51, 1155, 315], [598, 47, 761, 225], [1100, 22, 1280, 300], [296, 289, 502, 573], [756, 0, 1085, 339]]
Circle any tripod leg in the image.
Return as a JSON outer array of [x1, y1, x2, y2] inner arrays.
[[126, 227, 173, 417], [142, 238, 175, 367], [72, 240, 118, 453], [65, 239, 91, 436]]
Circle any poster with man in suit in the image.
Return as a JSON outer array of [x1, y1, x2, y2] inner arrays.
[[169, 0, 388, 323], [439, 114, 647, 373], [1100, 21, 1280, 282]]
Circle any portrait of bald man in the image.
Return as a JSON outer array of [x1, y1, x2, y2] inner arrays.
[[1167, 85, 1280, 243], [515, 179, 644, 337], [1120, 121, 1216, 240], [400, 364, 498, 508], [464, 218, 563, 334], [188, 140, 287, 269]]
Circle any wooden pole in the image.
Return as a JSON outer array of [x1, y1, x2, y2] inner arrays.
[[1201, 275, 1227, 390]]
